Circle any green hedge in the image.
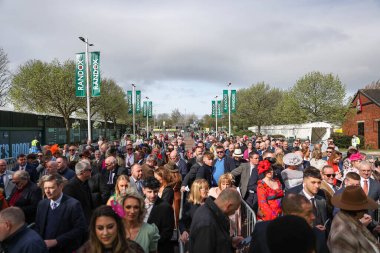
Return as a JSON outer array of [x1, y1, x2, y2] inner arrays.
[[331, 133, 365, 149]]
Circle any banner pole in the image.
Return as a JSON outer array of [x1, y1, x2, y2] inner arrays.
[[228, 82, 232, 137], [85, 38, 92, 142], [215, 96, 218, 138], [132, 84, 136, 140]]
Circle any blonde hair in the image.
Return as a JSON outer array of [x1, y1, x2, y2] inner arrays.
[[115, 175, 129, 196], [121, 190, 146, 224], [217, 173, 234, 189], [188, 179, 209, 205]]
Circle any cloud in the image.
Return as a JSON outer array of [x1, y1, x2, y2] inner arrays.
[[1, 0, 380, 115]]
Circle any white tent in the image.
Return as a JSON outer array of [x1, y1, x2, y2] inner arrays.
[[248, 122, 333, 143]]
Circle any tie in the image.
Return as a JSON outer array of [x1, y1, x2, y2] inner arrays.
[[51, 202, 58, 210], [136, 180, 142, 193], [247, 167, 257, 194], [0, 174, 4, 189], [363, 180, 369, 195]]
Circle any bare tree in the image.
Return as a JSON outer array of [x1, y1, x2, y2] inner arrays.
[[364, 80, 380, 89], [0, 48, 10, 107]]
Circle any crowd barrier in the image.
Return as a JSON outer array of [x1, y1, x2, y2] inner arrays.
[[177, 191, 256, 253]]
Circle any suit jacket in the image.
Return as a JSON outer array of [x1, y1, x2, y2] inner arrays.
[[88, 173, 110, 208], [177, 158, 188, 179], [10, 181, 41, 224], [182, 162, 201, 188], [63, 177, 94, 224], [102, 166, 128, 193], [231, 163, 258, 198], [249, 219, 329, 253], [320, 180, 336, 218], [298, 188, 328, 227], [34, 194, 87, 253], [129, 176, 144, 196], [212, 155, 236, 173], [366, 178, 380, 219], [1, 170, 15, 199], [147, 197, 175, 253], [12, 163, 38, 183]]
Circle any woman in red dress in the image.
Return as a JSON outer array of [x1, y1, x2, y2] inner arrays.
[[257, 160, 284, 221]]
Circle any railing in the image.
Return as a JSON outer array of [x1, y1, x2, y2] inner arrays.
[[178, 191, 185, 253]]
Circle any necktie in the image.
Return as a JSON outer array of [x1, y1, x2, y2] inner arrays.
[[310, 198, 318, 226], [363, 180, 369, 195], [0, 174, 4, 189], [51, 202, 58, 210], [136, 180, 142, 193]]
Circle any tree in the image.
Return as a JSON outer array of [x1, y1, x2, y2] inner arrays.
[[10, 59, 83, 143], [273, 91, 307, 125], [171, 108, 182, 127], [291, 71, 346, 124], [199, 114, 214, 130], [0, 48, 10, 107], [232, 82, 282, 133], [364, 80, 380, 89]]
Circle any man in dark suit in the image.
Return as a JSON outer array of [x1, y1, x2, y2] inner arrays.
[[186, 147, 203, 172], [359, 161, 380, 220], [143, 177, 175, 253], [169, 150, 188, 179], [287, 167, 328, 231], [63, 161, 94, 225], [8, 170, 41, 224], [181, 155, 203, 192], [103, 156, 127, 194], [35, 174, 86, 253], [231, 152, 260, 211], [249, 193, 329, 253], [56, 156, 75, 180], [12, 154, 38, 183]]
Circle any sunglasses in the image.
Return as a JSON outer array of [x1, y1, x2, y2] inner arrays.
[[326, 151, 332, 153], [127, 148, 133, 151], [217, 151, 225, 154], [69, 149, 75, 151], [324, 174, 336, 178]]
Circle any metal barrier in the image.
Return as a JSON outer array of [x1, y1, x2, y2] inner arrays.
[[239, 199, 257, 239], [4, 157, 16, 171], [178, 191, 185, 253]]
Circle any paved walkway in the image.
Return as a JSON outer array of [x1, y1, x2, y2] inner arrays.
[[183, 134, 195, 151]]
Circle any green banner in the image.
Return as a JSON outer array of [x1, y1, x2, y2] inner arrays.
[[143, 101, 147, 117], [91, 51, 101, 97], [75, 53, 86, 97], [217, 100, 222, 118], [135, 90, 141, 113], [148, 101, 153, 118], [127, 90, 133, 114], [223, 90, 228, 113], [231, 90, 237, 113], [211, 101, 216, 118]]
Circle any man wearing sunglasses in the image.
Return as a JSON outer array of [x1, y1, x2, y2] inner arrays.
[[320, 165, 338, 218]]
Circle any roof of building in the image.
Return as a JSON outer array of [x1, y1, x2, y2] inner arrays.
[[355, 89, 380, 107]]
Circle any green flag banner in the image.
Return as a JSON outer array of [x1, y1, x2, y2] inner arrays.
[[217, 100, 222, 118], [223, 90, 228, 113], [75, 53, 86, 97], [91, 51, 101, 97], [135, 90, 141, 113], [211, 101, 216, 118], [148, 101, 153, 118], [143, 101, 147, 117], [127, 91, 133, 114], [231, 90, 237, 113]]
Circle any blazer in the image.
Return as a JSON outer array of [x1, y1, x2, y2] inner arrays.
[[298, 188, 328, 227], [364, 178, 380, 219], [129, 176, 144, 196], [182, 162, 201, 188], [1, 170, 15, 199], [88, 173, 110, 208], [12, 164, 38, 183], [63, 177, 94, 225], [147, 197, 175, 253], [10, 181, 41, 224], [34, 194, 87, 253], [320, 180, 336, 218], [212, 155, 236, 173], [177, 158, 188, 179], [231, 163, 258, 198]]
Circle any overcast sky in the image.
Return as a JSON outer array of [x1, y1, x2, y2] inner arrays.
[[1, 0, 379, 116]]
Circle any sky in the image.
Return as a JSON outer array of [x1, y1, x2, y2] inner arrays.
[[1, 0, 380, 116]]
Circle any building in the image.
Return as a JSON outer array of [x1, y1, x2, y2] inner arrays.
[[342, 89, 380, 149]]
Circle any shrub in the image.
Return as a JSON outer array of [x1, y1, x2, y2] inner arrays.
[[331, 133, 365, 149]]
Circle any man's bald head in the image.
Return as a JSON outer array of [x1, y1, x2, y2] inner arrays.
[[214, 188, 241, 216]]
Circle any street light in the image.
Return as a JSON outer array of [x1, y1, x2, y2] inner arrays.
[[145, 96, 150, 139], [78, 36, 94, 142]]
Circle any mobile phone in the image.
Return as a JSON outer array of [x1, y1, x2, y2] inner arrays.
[[237, 236, 251, 249]]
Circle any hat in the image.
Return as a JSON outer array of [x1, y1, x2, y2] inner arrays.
[[258, 160, 272, 175], [283, 153, 303, 166], [331, 186, 378, 211], [349, 153, 363, 161], [233, 149, 243, 157], [79, 150, 91, 158]]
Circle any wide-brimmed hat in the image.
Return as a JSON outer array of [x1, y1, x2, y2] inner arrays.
[[349, 153, 363, 161], [233, 149, 243, 157], [331, 186, 378, 211], [283, 153, 303, 166]]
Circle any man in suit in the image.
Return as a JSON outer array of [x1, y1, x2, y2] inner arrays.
[[320, 165, 338, 218], [66, 146, 79, 163], [186, 147, 203, 172], [0, 159, 15, 199], [358, 161, 380, 220], [91, 150, 103, 174], [231, 152, 260, 211], [129, 163, 144, 196], [34, 174, 86, 253], [288, 167, 328, 231], [56, 156, 75, 180], [181, 154, 203, 192], [143, 177, 175, 253], [62, 161, 94, 225], [103, 156, 127, 194], [249, 193, 329, 253], [12, 154, 37, 183], [8, 170, 41, 224], [169, 150, 188, 179]]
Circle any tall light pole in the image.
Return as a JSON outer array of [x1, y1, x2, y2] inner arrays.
[[78, 37, 93, 142], [132, 84, 136, 140], [215, 95, 218, 138], [145, 96, 149, 139], [227, 82, 232, 137]]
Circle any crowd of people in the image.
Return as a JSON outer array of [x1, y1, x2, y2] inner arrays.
[[0, 132, 379, 253]]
